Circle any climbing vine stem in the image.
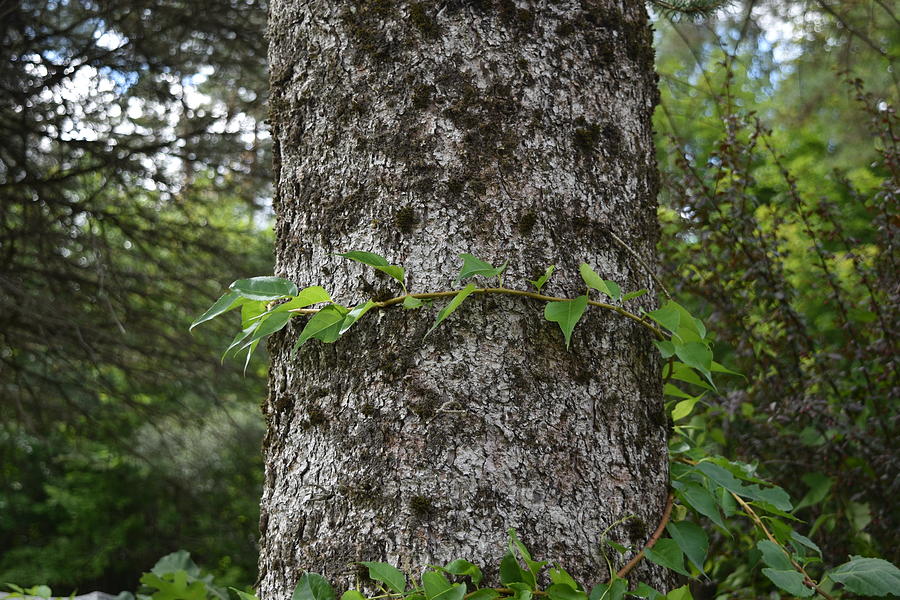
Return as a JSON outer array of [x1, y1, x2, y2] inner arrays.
[[191, 250, 900, 599]]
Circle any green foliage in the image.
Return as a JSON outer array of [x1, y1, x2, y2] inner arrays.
[[338, 252, 406, 289], [426, 284, 478, 338], [528, 265, 555, 293], [456, 254, 508, 283], [543, 296, 589, 350], [192, 248, 900, 598], [1, 0, 271, 591], [826, 557, 900, 597], [654, 4, 899, 592]]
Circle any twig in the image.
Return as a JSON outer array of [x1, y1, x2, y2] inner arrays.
[[614, 493, 675, 579]]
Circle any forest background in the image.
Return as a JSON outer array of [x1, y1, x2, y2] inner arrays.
[[0, 0, 896, 598]]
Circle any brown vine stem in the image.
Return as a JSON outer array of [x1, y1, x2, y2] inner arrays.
[[613, 493, 676, 581], [729, 493, 835, 600], [289, 288, 666, 340]]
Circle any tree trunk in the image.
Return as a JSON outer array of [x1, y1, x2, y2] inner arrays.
[[260, 0, 668, 596]]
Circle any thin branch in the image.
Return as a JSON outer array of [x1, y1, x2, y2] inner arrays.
[[615, 493, 676, 579]]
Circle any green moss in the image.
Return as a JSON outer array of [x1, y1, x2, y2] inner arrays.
[[518, 210, 537, 235], [360, 402, 375, 416], [340, 0, 398, 64], [394, 205, 418, 233], [516, 8, 534, 29], [410, 394, 437, 419], [573, 117, 601, 153], [306, 405, 327, 427], [626, 517, 648, 542], [469, 179, 487, 196], [555, 20, 574, 37], [409, 495, 434, 518], [409, 2, 439, 38], [447, 178, 465, 196], [412, 83, 433, 110]]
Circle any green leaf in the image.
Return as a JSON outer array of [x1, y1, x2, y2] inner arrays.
[[761, 569, 813, 597], [578, 264, 620, 300], [140, 571, 207, 600], [847, 501, 872, 531], [30, 587, 52, 600], [653, 340, 676, 358], [152, 550, 202, 577], [426, 284, 478, 337], [790, 531, 822, 556], [403, 296, 424, 309], [242, 339, 260, 375], [605, 540, 630, 555], [499, 553, 526, 586], [667, 521, 708, 574], [457, 253, 507, 281], [191, 290, 245, 330], [604, 280, 621, 300], [695, 462, 792, 511], [508, 529, 545, 586], [529, 265, 555, 292], [338, 251, 406, 287], [710, 361, 743, 378], [674, 342, 713, 380], [630, 583, 663, 599], [578, 263, 605, 292], [230, 276, 298, 301], [664, 586, 693, 600], [508, 583, 533, 600], [547, 584, 587, 600], [271, 286, 332, 313], [466, 591, 499, 600], [827, 556, 900, 596], [671, 396, 703, 421], [340, 301, 377, 334], [756, 540, 794, 571], [548, 566, 580, 590], [587, 579, 626, 600], [294, 304, 350, 351], [663, 384, 694, 399], [671, 481, 727, 531], [664, 362, 715, 392], [241, 300, 269, 328], [441, 585, 467, 600], [544, 295, 588, 350], [422, 571, 452, 600], [644, 538, 690, 576], [230, 589, 259, 600], [238, 311, 291, 352], [646, 302, 681, 333], [361, 562, 406, 594], [621, 289, 648, 302], [443, 559, 483, 586], [292, 574, 335, 600], [339, 592, 365, 600], [795, 472, 833, 511]]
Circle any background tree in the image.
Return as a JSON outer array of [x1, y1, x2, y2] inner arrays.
[[259, 0, 669, 596], [653, 0, 899, 592], [0, 0, 271, 590]]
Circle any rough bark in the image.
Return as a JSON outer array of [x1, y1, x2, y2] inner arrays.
[[260, 1, 668, 596]]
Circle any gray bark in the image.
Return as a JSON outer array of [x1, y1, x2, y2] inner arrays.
[[261, 0, 669, 596]]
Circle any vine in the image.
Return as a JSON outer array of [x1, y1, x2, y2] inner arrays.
[[191, 252, 900, 599]]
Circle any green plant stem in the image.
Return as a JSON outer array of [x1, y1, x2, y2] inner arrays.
[[675, 457, 835, 600], [288, 288, 666, 339], [730, 493, 836, 600]]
